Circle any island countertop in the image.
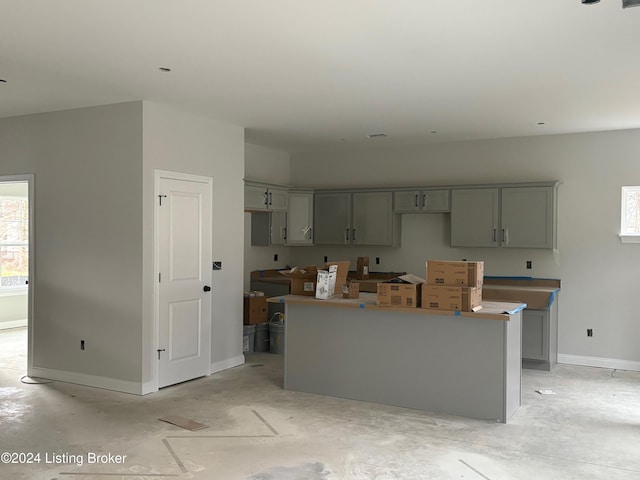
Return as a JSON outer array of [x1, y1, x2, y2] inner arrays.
[[268, 292, 525, 321]]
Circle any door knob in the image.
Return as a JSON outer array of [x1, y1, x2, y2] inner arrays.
[[203, 285, 211, 292]]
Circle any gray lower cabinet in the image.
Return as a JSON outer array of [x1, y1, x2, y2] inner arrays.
[[522, 300, 558, 371]]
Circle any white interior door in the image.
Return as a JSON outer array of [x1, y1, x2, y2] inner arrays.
[[157, 173, 212, 388]]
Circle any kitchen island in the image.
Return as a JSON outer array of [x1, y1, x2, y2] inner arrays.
[[268, 293, 525, 423]]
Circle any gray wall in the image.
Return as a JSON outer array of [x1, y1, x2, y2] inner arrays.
[[0, 101, 246, 394], [142, 102, 245, 392], [287, 130, 640, 369], [0, 102, 144, 384]]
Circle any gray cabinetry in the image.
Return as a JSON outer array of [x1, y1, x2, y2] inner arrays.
[[522, 299, 558, 371], [451, 185, 556, 249], [394, 189, 450, 213], [314, 193, 351, 245], [250, 211, 286, 246], [314, 191, 399, 246], [451, 188, 500, 247], [245, 183, 288, 211], [286, 191, 314, 245]]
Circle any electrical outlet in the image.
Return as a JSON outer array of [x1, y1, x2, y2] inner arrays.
[[80, 340, 85, 350], [376, 257, 380, 265], [526, 260, 532, 269], [587, 329, 593, 337], [273, 254, 278, 262], [324, 256, 328, 263]]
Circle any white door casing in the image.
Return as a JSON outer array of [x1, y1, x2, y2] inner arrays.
[[156, 171, 212, 388]]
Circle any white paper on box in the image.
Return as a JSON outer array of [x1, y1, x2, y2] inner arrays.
[[316, 265, 337, 299]]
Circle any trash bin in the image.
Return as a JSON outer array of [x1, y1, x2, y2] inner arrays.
[[269, 313, 285, 354]]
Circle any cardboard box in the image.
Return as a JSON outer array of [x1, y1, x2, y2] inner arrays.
[[356, 257, 370, 280], [243, 295, 268, 324], [421, 284, 482, 312], [279, 261, 350, 296], [279, 265, 318, 296], [326, 260, 350, 295], [342, 282, 360, 299], [376, 274, 425, 308], [426, 260, 484, 288]]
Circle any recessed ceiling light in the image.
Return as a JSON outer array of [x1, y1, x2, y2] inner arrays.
[[366, 133, 387, 139], [158, 67, 172, 72]]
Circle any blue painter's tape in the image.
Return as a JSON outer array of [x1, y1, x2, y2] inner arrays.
[[454, 310, 461, 316], [359, 303, 365, 309], [504, 303, 527, 314], [547, 289, 560, 309], [279, 298, 285, 303]]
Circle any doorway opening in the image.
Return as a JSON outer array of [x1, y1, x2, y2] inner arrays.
[[0, 175, 33, 375]]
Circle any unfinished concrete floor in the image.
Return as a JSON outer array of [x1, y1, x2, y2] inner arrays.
[[1, 326, 640, 480]]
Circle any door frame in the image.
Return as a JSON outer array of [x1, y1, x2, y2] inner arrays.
[[153, 169, 213, 390], [0, 174, 34, 376]]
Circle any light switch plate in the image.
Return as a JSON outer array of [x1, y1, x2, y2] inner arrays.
[[213, 261, 222, 270]]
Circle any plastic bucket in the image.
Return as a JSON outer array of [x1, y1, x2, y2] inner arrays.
[[243, 324, 256, 354], [254, 322, 270, 352], [269, 320, 285, 354]]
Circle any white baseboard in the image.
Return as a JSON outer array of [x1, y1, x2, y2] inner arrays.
[[0, 319, 27, 330], [210, 355, 245, 374], [558, 354, 640, 372], [29, 366, 143, 395]]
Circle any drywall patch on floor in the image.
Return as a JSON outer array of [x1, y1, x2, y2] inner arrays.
[[158, 415, 208, 431], [247, 462, 332, 480]]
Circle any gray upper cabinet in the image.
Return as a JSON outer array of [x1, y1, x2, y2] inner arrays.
[[250, 210, 286, 246], [451, 185, 556, 249], [314, 191, 399, 246], [286, 191, 314, 245], [244, 183, 288, 211], [352, 192, 395, 245], [451, 188, 500, 247], [501, 186, 554, 248], [394, 189, 450, 213], [314, 193, 351, 245]]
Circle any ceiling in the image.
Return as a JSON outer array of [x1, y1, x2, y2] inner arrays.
[[1, 1, 639, 153]]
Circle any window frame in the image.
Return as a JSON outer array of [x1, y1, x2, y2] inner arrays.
[[0, 194, 29, 291], [620, 186, 640, 243]]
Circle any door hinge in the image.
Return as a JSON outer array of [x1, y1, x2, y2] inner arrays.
[[159, 194, 167, 206]]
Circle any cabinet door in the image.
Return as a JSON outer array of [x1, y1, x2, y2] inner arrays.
[[270, 211, 287, 245], [522, 309, 549, 361], [394, 191, 422, 212], [314, 193, 351, 245], [422, 190, 450, 212], [501, 186, 554, 248], [245, 185, 268, 211], [451, 188, 499, 247], [287, 192, 314, 245], [268, 188, 288, 211], [352, 192, 394, 245]]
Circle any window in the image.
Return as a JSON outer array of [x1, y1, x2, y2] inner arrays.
[[620, 186, 640, 243], [0, 196, 29, 288]]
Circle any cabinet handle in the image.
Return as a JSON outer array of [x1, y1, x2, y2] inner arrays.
[[308, 227, 312, 240], [493, 228, 497, 243], [283, 227, 287, 240], [352, 228, 356, 243], [264, 192, 268, 206], [268, 192, 273, 206], [423, 194, 427, 207], [415, 194, 419, 207], [345, 228, 349, 243], [502, 228, 505, 244]]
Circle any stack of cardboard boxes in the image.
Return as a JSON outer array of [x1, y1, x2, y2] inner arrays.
[[422, 260, 484, 312]]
